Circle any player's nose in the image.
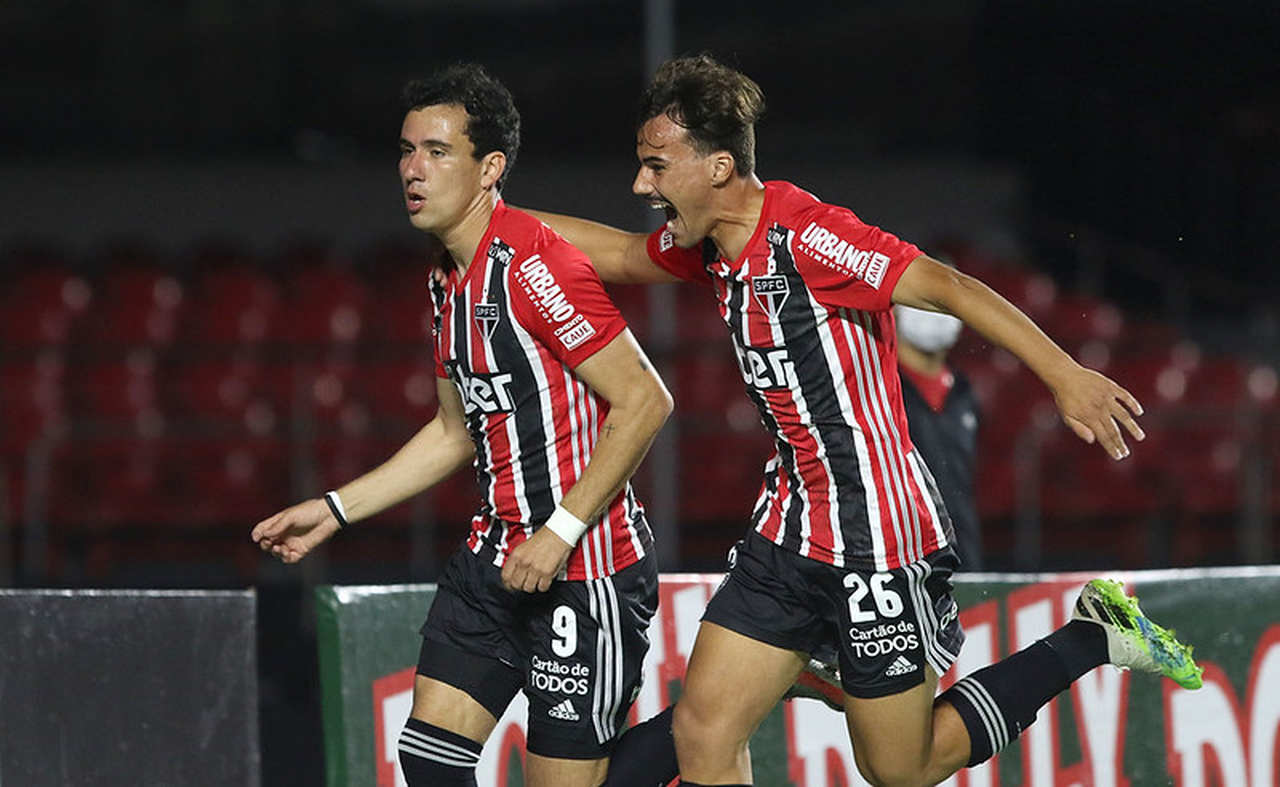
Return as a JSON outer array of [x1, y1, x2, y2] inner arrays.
[[631, 167, 653, 196]]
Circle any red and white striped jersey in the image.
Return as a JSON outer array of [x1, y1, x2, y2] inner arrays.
[[431, 201, 652, 580], [647, 181, 953, 571]]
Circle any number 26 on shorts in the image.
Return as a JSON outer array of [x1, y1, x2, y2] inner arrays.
[[843, 572, 904, 623]]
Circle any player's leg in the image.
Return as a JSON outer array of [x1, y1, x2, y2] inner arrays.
[[933, 577, 1202, 775], [668, 534, 825, 784], [523, 555, 660, 787], [673, 622, 807, 783], [824, 544, 965, 786], [401, 548, 525, 786]]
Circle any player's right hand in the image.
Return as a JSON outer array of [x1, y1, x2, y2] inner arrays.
[[251, 498, 342, 564], [1050, 362, 1145, 461]]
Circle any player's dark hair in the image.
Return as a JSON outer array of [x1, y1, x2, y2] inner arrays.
[[638, 54, 765, 176], [402, 63, 520, 190]]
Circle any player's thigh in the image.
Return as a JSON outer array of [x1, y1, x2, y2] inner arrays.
[[409, 675, 500, 743], [525, 752, 608, 787], [678, 621, 807, 742], [842, 665, 939, 778], [413, 548, 527, 741], [522, 557, 658, 762]]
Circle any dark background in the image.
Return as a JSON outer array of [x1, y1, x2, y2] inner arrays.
[[2, 1, 1277, 783]]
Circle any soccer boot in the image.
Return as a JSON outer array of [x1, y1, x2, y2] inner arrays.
[[1072, 578, 1203, 690], [782, 657, 844, 712]]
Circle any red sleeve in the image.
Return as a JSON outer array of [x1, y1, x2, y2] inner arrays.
[[791, 206, 922, 312], [509, 244, 628, 368], [646, 227, 710, 283]]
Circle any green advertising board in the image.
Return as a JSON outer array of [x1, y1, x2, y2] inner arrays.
[[317, 567, 1280, 786]]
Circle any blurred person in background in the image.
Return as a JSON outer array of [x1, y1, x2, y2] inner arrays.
[[533, 53, 1201, 787], [894, 299, 982, 571], [252, 64, 673, 787]]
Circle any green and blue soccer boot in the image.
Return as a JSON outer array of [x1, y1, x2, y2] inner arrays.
[[1072, 578, 1203, 690]]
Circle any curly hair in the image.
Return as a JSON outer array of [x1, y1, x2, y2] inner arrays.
[[402, 63, 521, 190], [638, 54, 765, 176]]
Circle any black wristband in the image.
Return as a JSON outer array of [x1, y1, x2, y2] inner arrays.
[[324, 491, 349, 528]]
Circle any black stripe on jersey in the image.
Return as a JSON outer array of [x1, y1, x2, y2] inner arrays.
[[447, 276, 495, 511], [721, 254, 806, 544], [766, 224, 874, 560], [623, 485, 654, 556], [484, 242, 558, 524]]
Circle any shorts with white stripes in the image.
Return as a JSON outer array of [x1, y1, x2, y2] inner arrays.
[[703, 532, 964, 698], [419, 544, 658, 759]]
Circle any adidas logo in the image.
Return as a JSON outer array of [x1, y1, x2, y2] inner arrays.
[[547, 699, 580, 722], [884, 655, 918, 677]]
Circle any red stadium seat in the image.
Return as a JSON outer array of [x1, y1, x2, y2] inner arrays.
[[80, 267, 185, 347], [281, 267, 370, 348], [359, 358, 439, 430], [0, 269, 93, 347], [182, 266, 281, 346]]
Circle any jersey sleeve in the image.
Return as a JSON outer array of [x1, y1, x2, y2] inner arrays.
[[646, 227, 710, 283], [509, 243, 629, 368], [792, 206, 922, 312]]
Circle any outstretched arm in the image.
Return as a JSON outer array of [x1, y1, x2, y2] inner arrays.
[[500, 329, 673, 592], [521, 208, 680, 284], [892, 255, 1144, 460], [251, 379, 475, 563]]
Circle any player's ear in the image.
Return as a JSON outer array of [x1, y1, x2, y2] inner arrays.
[[480, 151, 507, 190], [709, 151, 735, 187]]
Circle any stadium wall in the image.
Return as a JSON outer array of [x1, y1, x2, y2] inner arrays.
[[316, 567, 1280, 787], [0, 589, 260, 787]]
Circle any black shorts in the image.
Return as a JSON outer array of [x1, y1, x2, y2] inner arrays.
[[702, 532, 964, 699], [418, 545, 658, 759]]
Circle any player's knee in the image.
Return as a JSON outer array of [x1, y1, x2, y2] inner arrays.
[[672, 700, 749, 759], [397, 718, 482, 786], [853, 752, 929, 787]]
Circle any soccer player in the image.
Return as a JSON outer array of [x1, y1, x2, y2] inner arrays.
[[531, 55, 1202, 787], [251, 64, 673, 787]]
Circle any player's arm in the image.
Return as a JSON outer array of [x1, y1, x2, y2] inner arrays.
[[891, 255, 1144, 461], [500, 329, 673, 592], [520, 208, 680, 284], [251, 379, 475, 563]]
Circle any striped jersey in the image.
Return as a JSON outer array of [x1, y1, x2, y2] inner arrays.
[[647, 180, 953, 571], [430, 201, 653, 580]]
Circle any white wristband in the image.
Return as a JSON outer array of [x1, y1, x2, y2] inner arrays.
[[542, 505, 590, 545], [324, 490, 349, 528]]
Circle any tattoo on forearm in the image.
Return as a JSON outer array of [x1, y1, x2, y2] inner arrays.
[[603, 424, 617, 438]]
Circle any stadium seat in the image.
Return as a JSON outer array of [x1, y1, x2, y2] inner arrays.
[[182, 266, 281, 346], [0, 269, 93, 347], [80, 267, 185, 348], [280, 267, 370, 349]]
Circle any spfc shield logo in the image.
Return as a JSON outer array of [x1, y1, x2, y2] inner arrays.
[[473, 302, 500, 340], [752, 275, 790, 319]]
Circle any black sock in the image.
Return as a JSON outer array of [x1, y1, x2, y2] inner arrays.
[[939, 620, 1107, 767], [604, 706, 678, 786], [397, 718, 481, 786]]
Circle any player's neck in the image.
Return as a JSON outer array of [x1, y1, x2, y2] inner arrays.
[[708, 175, 766, 261], [438, 189, 501, 276]]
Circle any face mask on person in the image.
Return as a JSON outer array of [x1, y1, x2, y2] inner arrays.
[[894, 305, 963, 353]]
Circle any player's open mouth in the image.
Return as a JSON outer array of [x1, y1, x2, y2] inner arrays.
[[649, 200, 678, 228], [406, 192, 425, 213]]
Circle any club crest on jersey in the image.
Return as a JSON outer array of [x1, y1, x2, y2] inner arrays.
[[752, 275, 791, 319], [473, 302, 500, 340], [488, 237, 515, 267]]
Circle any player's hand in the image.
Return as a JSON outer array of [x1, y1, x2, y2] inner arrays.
[[501, 526, 574, 593], [1049, 362, 1145, 460], [250, 498, 342, 564]]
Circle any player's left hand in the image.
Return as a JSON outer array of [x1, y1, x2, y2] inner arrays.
[[1050, 362, 1145, 460], [501, 526, 574, 593]]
